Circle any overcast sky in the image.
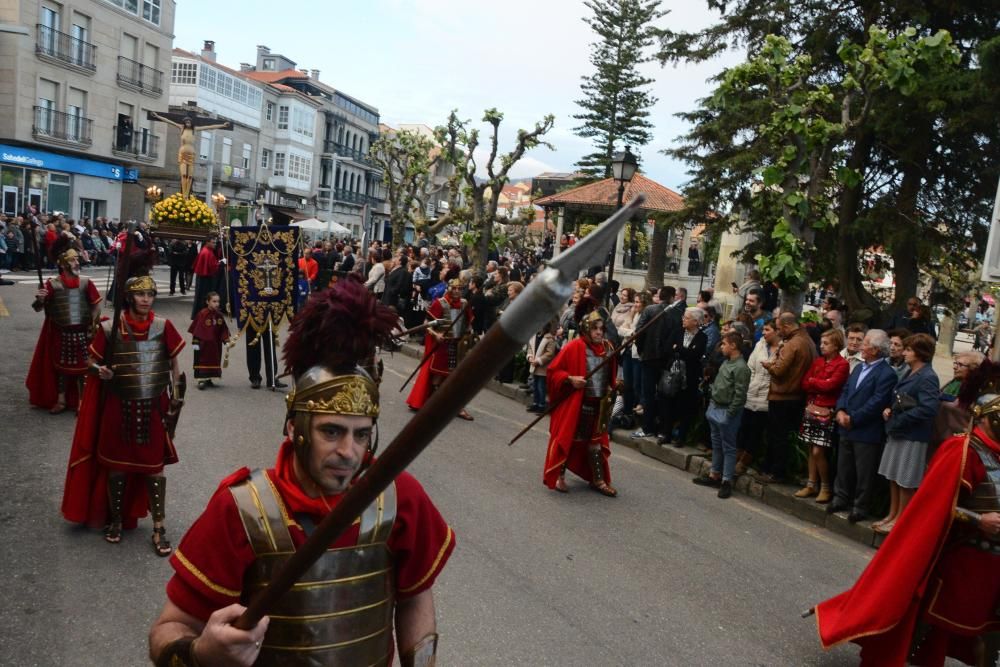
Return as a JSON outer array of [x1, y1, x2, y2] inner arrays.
[[173, 0, 741, 190]]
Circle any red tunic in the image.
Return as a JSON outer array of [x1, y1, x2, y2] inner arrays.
[[193, 246, 219, 277], [815, 428, 1000, 665], [25, 274, 101, 410], [542, 337, 617, 489], [61, 311, 185, 529], [166, 439, 456, 626], [188, 307, 230, 379], [405, 295, 472, 410]]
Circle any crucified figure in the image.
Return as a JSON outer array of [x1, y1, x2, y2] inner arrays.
[[148, 111, 233, 199]]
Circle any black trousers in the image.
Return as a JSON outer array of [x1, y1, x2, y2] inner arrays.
[[763, 398, 805, 479], [659, 387, 700, 442], [738, 408, 769, 456], [246, 327, 278, 386], [169, 264, 187, 294], [833, 438, 883, 515]]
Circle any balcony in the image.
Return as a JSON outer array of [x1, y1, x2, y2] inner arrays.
[[33, 107, 92, 146], [116, 57, 164, 97], [323, 140, 370, 164], [111, 127, 159, 162], [35, 24, 96, 73], [316, 188, 384, 207]]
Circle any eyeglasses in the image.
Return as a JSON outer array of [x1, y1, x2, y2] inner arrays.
[[953, 361, 971, 368]]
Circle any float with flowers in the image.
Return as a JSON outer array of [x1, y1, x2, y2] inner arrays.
[[150, 193, 218, 240]]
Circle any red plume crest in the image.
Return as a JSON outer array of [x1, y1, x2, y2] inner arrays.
[[283, 274, 398, 378]]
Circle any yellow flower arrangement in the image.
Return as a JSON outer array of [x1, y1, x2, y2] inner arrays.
[[150, 193, 217, 228]]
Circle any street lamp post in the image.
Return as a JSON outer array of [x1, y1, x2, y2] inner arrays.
[[606, 146, 638, 305]]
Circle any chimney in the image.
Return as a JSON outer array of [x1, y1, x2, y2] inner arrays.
[[299, 68, 309, 76], [201, 40, 216, 62], [256, 45, 270, 56], [310, 69, 320, 80], [240, 63, 253, 72]]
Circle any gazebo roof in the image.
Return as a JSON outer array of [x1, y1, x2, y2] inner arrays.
[[533, 173, 685, 213]]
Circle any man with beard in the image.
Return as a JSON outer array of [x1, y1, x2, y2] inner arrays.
[[26, 234, 101, 413], [544, 311, 622, 497], [148, 277, 454, 667], [62, 267, 185, 556], [406, 278, 475, 420]]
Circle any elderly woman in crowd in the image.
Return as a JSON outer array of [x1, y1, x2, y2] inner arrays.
[[736, 318, 780, 475], [931, 350, 986, 452], [875, 333, 941, 534], [795, 329, 850, 503], [659, 307, 708, 446], [886, 328, 910, 380]]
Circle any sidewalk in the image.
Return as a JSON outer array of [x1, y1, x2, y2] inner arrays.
[[395, 339, 888, 550]]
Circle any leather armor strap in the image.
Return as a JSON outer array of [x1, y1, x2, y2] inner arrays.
[[400, 633, 438, 667], [156, 637, 201, 667]]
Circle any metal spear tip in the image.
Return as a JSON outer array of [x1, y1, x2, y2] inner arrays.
[[546, 194, 645, 280]]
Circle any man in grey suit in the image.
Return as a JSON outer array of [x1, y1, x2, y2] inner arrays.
[[828, 329, 899, 523]]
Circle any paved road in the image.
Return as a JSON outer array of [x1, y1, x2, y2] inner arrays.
[[1, 271, 876, 665]]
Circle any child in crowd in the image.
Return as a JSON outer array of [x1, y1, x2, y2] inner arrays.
[[526, 320, 558, 413], [694, 332, 751, 498], [188, 291, 230, 389]]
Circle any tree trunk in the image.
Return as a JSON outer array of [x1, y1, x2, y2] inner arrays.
[[780, 289, 805, 315], [644, 219, 667, 290], [835, 131, 882, 322], [892, 124, 930, 311]]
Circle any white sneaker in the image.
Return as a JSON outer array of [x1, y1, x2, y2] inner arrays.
[[630, 429, 648, 439]]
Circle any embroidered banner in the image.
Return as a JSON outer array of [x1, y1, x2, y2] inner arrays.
[[228, 223, 300, 335]]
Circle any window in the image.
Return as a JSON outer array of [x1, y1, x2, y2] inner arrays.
[[273, 152, 285, 176], [171, 62, 198, 85], [199, 133, 211, 160], [142, 0, 160, 25], [261, 149, 271, 170], [242, 144, 252, 169], [277, 106, 289, 130], [221, 137, 232, 165], [287, 154, 312, 183], [292, 107, 314, 139], [265, 102, 274, 121], [263, 58, 275, 71]]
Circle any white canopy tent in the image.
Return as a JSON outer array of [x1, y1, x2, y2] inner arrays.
[[292, 218, 352, 237]]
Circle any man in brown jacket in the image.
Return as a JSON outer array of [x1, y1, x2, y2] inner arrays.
[[757, 312, 817, 483]]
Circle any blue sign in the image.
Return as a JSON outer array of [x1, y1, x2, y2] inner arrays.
[[0, 143, 138, 181]]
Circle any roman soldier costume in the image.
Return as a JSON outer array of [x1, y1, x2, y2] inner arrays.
[[406, 278, 474, 418], [815, 361, 1000, 666], [61, 271, 185, 556], [156, 276, 453, 667], [26, 235, 101, 413], [543, 311, 619, 497]]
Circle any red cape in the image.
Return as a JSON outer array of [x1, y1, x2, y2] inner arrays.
[[61, 375, 150, 529], [26, 317, 82, 410], [405, 296, 471, 410], [543, 337, 616, 489], [193, 246, 218, 277], [814, 429, 998, 665]]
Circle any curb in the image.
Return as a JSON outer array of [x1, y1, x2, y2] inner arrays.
[[394, 340, 882, 550]]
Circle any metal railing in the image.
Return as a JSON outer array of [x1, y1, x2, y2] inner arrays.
[[35, 24, 96, 71], [112, 126, 159, 159], [116, 56, 163, 95], [324, 140, 370, 163], [33, 106, 93, 145]]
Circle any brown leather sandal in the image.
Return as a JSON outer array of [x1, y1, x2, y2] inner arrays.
[[151, 526, 173, 557], [554, 476, 569, 493], [49, 400, 67, 415], [591, 481, 618, 497]]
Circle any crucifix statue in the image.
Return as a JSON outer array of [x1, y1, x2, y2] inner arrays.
[[147, 110, 233, 199], [256, 258, 279, 296]]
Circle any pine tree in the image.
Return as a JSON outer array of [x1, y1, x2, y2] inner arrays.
[[573, 0, 663, 178]]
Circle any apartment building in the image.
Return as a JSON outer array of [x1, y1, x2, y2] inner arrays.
[[0, 0, 175, 221], [245, 45, 387, 239]]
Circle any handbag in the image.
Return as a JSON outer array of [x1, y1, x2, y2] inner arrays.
[[658, 359, 686, 397], [805, 403, 832, 418], [893, 390, 918, 412]]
